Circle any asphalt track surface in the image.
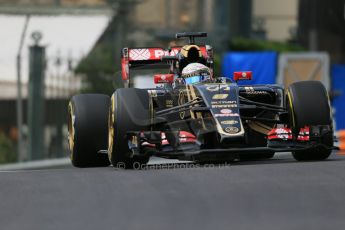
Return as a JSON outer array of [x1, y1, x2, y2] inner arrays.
[[1, 152, 345, 230]]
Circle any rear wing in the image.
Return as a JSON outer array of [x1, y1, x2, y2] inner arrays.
[[121, 46, 209, 83]]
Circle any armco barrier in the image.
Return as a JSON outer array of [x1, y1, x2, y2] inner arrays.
[[0, 158, 70, 171]]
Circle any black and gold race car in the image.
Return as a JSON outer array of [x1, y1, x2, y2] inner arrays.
[[68, 32, 336, 168]]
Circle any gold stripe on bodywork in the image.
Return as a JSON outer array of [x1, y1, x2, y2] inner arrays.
[[148, 90, 157, 98], [247, 121, 273, 135], [185, 85, 195, 119], [189, 85, 206, 128]]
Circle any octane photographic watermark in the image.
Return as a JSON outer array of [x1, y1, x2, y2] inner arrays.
[[116, 162, 232, 170]]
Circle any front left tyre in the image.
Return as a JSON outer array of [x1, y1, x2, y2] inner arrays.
[[68, 94, 111, 167], [108, 88, 151, 169]]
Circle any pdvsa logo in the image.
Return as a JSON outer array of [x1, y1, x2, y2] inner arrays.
[[154, 49, 179, 58]]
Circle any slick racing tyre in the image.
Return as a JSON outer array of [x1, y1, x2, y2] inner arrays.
[[108, 88, 151, 169], [68, 94, 111, 167], [286, 81, 333, 161]]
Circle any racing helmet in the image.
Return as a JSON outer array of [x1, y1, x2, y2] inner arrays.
[[178, 45, 206, 72], [181, 63, 212, 84]]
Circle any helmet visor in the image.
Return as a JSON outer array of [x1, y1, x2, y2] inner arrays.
[[185, 75, 208, 84]]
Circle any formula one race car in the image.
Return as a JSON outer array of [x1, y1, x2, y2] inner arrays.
[[68, 32, 336, 168]]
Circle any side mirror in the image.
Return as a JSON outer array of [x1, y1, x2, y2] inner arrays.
[[233, 71, 252, 81], [154, 74, 174, 84]]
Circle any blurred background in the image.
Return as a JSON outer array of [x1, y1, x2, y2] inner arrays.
[[0, 0, 344, 164]]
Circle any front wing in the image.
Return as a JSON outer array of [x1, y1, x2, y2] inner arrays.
[[126, 130, 338, 161]]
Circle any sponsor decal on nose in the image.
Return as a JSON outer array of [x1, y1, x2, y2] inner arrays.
[[220, 109, 232, 114], [224, 126, 240, 134], [214, 113, 239, 117], [212, 94, 228, 100], [221, 120, 239, 125]]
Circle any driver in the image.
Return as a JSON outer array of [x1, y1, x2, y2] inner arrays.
[[181, 63, 212, 84]]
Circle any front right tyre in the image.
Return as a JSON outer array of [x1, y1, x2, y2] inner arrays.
[[68, 94, 111, 167], [286, 81, 333, 161]]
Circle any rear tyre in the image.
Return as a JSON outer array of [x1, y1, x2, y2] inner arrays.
[[108, 88, 150, 169], [68, 94, 111, 167], [286, 81, 333, 161]]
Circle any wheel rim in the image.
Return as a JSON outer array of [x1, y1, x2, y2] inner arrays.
[[108, 94, 115, 162], [67, 102, 75, 159], [286, 90, 296, 128]]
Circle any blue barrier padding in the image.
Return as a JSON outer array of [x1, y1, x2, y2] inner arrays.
[[222, 51, 277, 85], [332, 65, 345, 130]]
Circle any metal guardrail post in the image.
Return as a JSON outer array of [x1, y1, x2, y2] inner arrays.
[[16, 15, 30, 162], [28, 32, 46, 160]]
